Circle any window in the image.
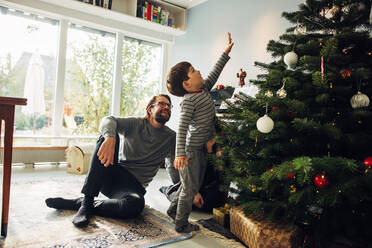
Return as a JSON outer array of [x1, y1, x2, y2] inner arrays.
[[0, 4, 166, 143], [0, 7, 58, 136], [64, 24, 115, 136], [120, 37, 162, 117]]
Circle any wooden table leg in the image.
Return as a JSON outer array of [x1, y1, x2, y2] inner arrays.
[[1, 105, 15, 237]]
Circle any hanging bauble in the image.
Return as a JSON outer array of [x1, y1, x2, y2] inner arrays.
[[272, 106, 279, 112], [286, 173, 296, 179], [307, 204, 324, 216], [363, 157, 372, 167], [216, 84, 224, 90], [276, 85, 287, 98], [287, 110, 297, 118], [341, 69, 353, 78], [256, 114, 274, 133], [325, 5, 339, 19], [294, 24, 306, 35], [350, 91, 370, 109], [314, 174, 330, 188], [342, 44, 355, 55], [265, 90, 273, 97], [284, 51, 298, 69]]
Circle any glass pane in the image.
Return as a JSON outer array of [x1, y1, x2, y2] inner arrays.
[[0, 6, 58, 137], [120, 37, 162, 117], [64, 23, 115, 136]]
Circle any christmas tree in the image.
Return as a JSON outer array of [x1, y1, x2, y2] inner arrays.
[[216, 0, 372, 246]]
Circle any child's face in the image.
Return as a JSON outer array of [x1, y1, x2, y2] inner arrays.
[[184, 65, 204, 92]]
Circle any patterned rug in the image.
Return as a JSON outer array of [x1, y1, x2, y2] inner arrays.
[[0, 174, 191, 248]]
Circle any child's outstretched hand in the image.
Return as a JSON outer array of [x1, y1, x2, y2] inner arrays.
[[224, 32, 234, 55]]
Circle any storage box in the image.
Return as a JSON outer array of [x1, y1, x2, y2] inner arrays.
[[213, 206, 230, 228], [65, 145, 94, 175], [230, 206, 298, 248]]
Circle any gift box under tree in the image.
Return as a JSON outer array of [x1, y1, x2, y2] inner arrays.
[[230, 206, 300, 248]]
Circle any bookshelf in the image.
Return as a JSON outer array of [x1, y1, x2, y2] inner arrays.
[[77, 0, 187, 31], [2, 0, 186, 37]]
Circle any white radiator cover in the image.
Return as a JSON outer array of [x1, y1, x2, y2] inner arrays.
[[0, 147, 67, 165]]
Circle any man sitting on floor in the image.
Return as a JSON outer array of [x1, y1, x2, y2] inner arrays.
[[45, 94, 178, 229]]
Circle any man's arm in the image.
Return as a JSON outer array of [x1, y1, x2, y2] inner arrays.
[[97, 116, 138, 167], [99, 116, 138, 138]]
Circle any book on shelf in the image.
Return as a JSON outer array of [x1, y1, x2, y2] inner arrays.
[[136, 1, 177, 28]]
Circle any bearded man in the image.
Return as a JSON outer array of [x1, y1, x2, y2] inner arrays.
[[46, 94, 175, 227]]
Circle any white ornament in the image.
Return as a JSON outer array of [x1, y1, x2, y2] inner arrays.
[[256, 114, 274, 133], [277, 86, 287, 98], [284, 51, 298, 69], [294, 24, 306, 35], [265, 90, 273, 97], [325, 5, 339, 19], [350, 91, 370, 109]]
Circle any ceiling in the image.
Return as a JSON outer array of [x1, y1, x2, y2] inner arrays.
[[162, 0, 208, 9]]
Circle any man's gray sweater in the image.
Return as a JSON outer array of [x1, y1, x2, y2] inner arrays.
[[100, 117, 175, 188]]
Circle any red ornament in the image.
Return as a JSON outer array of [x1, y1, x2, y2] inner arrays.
[[237, 68, 246, 87], [340, 69, 353, 78], [216, 84, 225, 90], [286, 173, 296, 179], [272, 106, 279, 112], [288, 110, 297, 118], [363, 157, 372, 167], [314, 174, 330, 188]]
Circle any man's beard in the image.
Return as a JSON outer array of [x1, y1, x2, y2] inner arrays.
[[155, 110, 170, 124]]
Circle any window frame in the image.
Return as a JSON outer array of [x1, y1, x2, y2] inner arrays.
[[0, 0, 173, 138]]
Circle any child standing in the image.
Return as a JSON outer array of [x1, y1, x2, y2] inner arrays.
[[166, 32, 234, 233]]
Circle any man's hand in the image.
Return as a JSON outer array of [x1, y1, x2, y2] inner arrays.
[[193, 192, 204, 208], [174, 156, 188, 169], [224, 32, 234, 55], [97, 136, 115, 167]]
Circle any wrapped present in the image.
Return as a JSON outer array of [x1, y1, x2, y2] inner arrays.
[[230, 206, 299, 248], [213, 204, 230, 228]]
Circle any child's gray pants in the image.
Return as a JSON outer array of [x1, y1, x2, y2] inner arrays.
[[168, 147, 207, 226]]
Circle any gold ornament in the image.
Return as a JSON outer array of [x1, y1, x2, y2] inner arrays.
[[276, 82, 287, 99], [265, 90, 273, 97]]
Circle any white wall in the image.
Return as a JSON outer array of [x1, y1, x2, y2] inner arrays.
[[166, 0, 304, 131]]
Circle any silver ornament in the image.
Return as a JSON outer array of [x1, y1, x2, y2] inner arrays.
[[350, 91, 370, 109], [284, 51, 298, 69], [256, 114, 274, 133]]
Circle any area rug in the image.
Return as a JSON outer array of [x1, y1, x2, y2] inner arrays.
[[0, 174, 191, 247]]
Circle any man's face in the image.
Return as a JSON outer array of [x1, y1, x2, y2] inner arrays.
[[150, 96, 171, 124]]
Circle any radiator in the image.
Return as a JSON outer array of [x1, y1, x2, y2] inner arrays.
[[0, 147, 67, 166]]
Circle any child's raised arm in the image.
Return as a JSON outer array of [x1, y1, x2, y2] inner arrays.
[[224, 32, 234, 55]]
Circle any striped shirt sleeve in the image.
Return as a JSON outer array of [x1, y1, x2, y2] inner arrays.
[[176, 98, 194, 157], [203, 53, 230, 91]]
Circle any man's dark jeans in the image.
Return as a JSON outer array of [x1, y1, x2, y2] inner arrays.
[[81, 135, 146, 219]]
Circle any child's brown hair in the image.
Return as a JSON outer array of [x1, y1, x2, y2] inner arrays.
[[166, 61, 191, 97]]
